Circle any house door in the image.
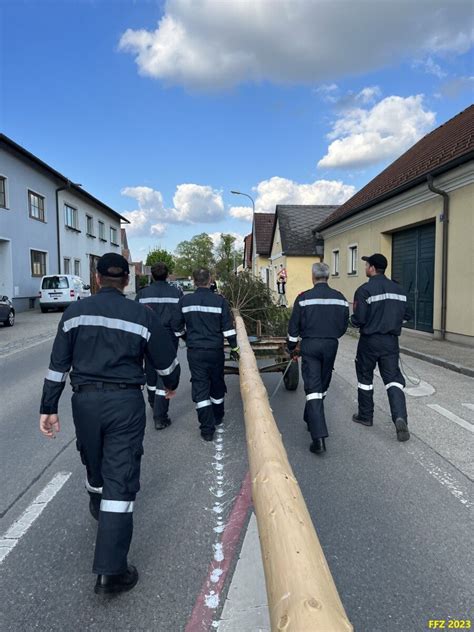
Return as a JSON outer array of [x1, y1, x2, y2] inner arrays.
[[392, 222, 435, 332], [89, 255, 101, 294], [0, 239, 13, 299]]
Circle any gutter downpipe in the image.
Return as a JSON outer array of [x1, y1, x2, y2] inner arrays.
[[427, 174, 449, 341], [55, 181, 70, 273]]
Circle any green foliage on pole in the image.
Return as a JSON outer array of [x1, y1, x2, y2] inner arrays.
[[175, 233, 215, 276], [146, 247, 175, 273]]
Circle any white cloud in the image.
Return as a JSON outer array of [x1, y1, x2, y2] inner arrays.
[[356, 86, 382, 104], [318, 95, 436, 169], [119, 0, 473, 90], [229, 177, 355, 220], [121, 183, 225, 236], [208, 231, 245, 250], [229, 206, 254, 222], [413, 56, 447, 79]]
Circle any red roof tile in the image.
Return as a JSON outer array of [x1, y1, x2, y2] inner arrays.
[[318, 105, 474, 231]]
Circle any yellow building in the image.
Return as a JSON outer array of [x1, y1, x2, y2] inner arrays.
[[267, 205, 338, 305], [317, 106, 474, 346]]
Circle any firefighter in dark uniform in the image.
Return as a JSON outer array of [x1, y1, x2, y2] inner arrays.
[[287, 262, 349, 454], [39, 253, 180, 595], [351, 253, 411, 441], [136, 261, 181, 430], [173, 268, 239, 441]]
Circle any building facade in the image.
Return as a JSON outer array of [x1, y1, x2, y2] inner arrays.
[[0, 134, 127, 311], [317, 106, 474, 345]]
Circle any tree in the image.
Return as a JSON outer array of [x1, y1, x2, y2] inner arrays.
[[146, 247, 175, 274], [215, 234, 243, 277], [174, 233, 215, 277]]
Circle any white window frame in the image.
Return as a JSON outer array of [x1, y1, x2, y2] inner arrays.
[[30, 248, 48, 277], [74, 259, 81, 276], [64, 203, 79, 230], [63, 257, 71, 275], [347, 243, 358, 275], [98, 220, 106, 241], [86, 214, 95, 236], [332, 249, 340, 276], [110, 225, 119, 246], [28, 189, 46, 222], [0, 174, 8, 209]]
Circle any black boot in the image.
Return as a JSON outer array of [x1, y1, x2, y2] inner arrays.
[[352, 413, 373, 427], [154, 417, 169, 430], [395, 418, 410, 442], [310, 438, 326, 454], [95, 565, 139, 595], [201, 431, 215, 442]]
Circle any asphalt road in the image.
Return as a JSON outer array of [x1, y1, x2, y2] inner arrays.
[[0, 329, 472, 632]]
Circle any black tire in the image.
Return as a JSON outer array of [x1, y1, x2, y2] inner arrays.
[[4, 309, 15, 327], [40, 305, 48, 313], [284, 360, 299, 391]]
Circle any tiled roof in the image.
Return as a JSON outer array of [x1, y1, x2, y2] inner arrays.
[[254, 213, 275, 255], [317, 105, 474, 231], [276, 205, 338, 256]]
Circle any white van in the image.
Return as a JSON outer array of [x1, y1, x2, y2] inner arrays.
[[39, 275, 91, 312]]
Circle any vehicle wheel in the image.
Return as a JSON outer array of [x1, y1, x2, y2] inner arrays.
[[4, 309, 15, 327], [284, 360, 299, 391], [40, 305, 48, 313]]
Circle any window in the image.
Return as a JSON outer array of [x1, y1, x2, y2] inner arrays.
[[332, 249, 340, 276], [42, 276, 69, 290], [64, 204, 79, 230], [98, 220, 106, 241], [29, 191, 45, 222], [74, 259, 81, 276], [110, 226, 119, 245], [86, 215, 95, 236], [31, 250, 47, 277], [63, 258, 71, 274], [348, 245, 358, 275], [0, 176, 6, 208]]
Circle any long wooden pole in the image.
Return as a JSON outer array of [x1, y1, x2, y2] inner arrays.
[[235, 312, 353, 632]]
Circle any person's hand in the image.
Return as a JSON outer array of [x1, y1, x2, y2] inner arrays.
[[230, 347, 240, 361], [165, 388, 177, 400], [40, 414, 60, 439]]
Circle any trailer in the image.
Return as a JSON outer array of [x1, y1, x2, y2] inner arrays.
[[224, 335, 299, 391]]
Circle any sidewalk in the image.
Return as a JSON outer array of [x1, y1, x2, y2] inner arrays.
[[0, 309, 61, 358], [399, 330, 474, 378]]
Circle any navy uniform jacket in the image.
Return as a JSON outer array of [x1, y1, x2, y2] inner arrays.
[[40, 287, 180, 414], [135, 280, 181, 337], [173, 287, 237, 350], [287, 283, 349, 350], [351, 274, 412, 336]]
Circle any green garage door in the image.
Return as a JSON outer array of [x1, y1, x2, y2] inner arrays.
[[392, 223, 435, 332]]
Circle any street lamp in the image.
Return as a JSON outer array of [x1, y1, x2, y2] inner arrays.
[[230, 190, 255, 215], [231, 190, 256, 275]]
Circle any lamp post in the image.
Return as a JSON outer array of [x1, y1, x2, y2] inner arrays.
[[231, 190, 256, 274]]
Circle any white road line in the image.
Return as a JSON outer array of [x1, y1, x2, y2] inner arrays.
[[0, 472, 71, 564], [427, 404, 474, 434], [462, 403, 474, 412]]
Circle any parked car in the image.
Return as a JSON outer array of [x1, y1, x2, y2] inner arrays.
[[39, 275, 91, 312], [0, 295, 15, 327]]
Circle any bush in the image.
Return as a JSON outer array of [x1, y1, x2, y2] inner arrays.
[[219, 272, 291, 337]]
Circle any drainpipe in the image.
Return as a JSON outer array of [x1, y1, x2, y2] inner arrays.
[[55, 182, 69, 273], [427, 174, 449, 340]]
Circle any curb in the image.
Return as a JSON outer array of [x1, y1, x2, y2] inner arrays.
[[399, 346, 474, 379]]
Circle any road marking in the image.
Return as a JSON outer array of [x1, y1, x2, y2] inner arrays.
[[462, 403, 474, 412], [427, 404, 474, 434], [0, 472, 71, 564]]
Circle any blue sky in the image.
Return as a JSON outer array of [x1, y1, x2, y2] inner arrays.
[[1, 0, 472, 260]]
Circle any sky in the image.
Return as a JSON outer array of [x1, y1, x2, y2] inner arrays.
[[1, 0, 473, 261]]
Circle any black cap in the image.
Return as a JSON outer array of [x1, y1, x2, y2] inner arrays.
[[361, 253, 387, 270], [97, 253, 130, 277]]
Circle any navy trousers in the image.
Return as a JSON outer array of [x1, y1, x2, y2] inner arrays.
[[301, 338, 339, 441], [355, 334, 407, 423], [187, 348, 226, 435], [145, 334, 178, 422], [72, 388, 146, 575]]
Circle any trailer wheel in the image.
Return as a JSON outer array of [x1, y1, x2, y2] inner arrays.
[[284, 360, 299, 391]]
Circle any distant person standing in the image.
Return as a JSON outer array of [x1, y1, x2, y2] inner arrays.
[[173, 268, 239, 441], [209, 278, 218, 293], [287, 263, 349, 454], [277, 265, 288, 307], [136, 262, 182, 429], [39, 253, 180, 595], [351, 253, 411, 442]]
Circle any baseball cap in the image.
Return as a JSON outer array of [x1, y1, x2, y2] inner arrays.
[[97, 253, 130, 277], [361, 253, 388, 270]]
